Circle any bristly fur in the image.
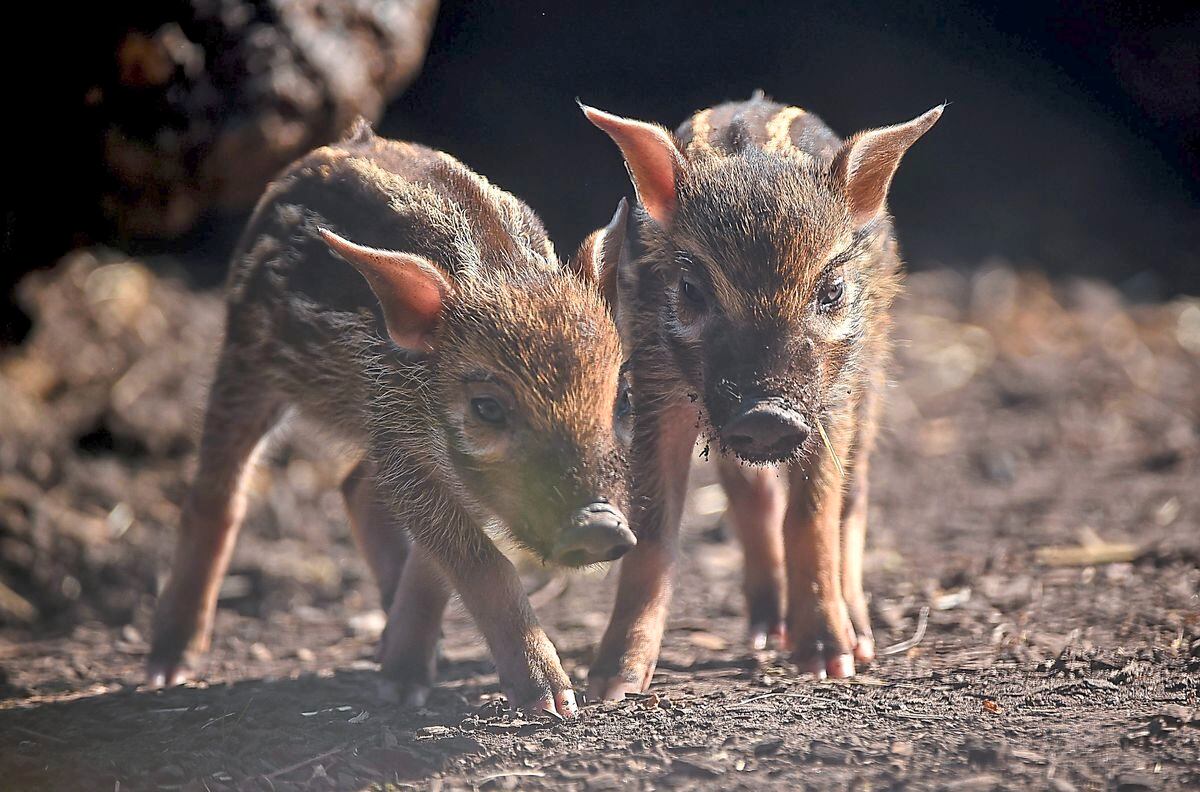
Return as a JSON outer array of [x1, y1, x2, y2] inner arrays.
[[583, 92, 940, 694], [225, 130, 628, 559], [625, 93, 900, 474], [149, 124, 632, 711]]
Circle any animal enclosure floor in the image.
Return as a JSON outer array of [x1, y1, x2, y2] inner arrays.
[[1, 253, 1198, 790]]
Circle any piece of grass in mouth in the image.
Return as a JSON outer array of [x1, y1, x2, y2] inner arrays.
[[815, 416, 845, 479]]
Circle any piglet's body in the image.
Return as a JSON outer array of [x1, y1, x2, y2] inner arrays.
[[148, 122, 633, 717], [582, 94, 942, 697]]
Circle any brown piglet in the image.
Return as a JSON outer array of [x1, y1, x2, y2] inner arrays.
[[580, 93, 942, 698], [147, 121, 634, 717]]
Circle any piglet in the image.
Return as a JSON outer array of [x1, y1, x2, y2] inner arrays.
[[581, 94, 942, 697], [147, 121, 634, 717]]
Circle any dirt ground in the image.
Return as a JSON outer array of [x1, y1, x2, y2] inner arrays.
[[1, 252, 1198, 790]]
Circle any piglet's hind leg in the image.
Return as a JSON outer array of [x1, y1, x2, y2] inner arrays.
[[148, 351, 284, 687], [378, 544, 451, 708], [342, 459, 410, 610], [716, 457, 787, 650]]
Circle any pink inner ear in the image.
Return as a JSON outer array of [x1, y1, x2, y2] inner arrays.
[[843, 141, 900, 227], [839, 105, 944, 228], [371, 267, 444, 350], [318, 228, 451, 352], [582, 106, 682, 226]]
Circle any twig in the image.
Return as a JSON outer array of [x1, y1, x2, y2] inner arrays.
[[477, 769, 546, 783], [200, 711, 236, 730], [730, 692, 812, 710], [13, 726, 67, 744], [263, 743, 350, 780], [232, 694, 255, 728], [815, 417, 845, 479], [892, 711, 951, 721], [881, 606, 930, 656]]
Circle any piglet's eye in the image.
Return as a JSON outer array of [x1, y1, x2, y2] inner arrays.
[[471, 396, 508, 426], [680, 276, 707, 310], [818, 277, 845, 308], [615, 380, 633, 420]]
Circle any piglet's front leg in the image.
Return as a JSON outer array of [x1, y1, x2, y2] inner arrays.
[[784, 421, 857, 680], [590, 401, 699, 701], [433, 534, 576, 717]]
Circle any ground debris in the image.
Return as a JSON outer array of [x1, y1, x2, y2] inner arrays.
[[1122, 705, 1198, 747], [3, 261, 1199, 789], [670, 755, 726, 777]]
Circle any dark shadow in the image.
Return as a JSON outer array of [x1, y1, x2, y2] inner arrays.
[[384, 1, 1200, 296], [0, 666, 502, 790]]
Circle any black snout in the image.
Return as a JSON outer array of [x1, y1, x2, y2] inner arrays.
[[722, 404, 810, 462], [553, 502, 636, 567]]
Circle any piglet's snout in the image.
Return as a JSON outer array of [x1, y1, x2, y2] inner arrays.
[[553, 502, 635, 567], [722, 402, 810, 461]]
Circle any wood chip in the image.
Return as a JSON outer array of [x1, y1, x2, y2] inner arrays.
[[1035, 541, 1140, 567], [688, 631, 729, 651], [0, 580, 38, 623]]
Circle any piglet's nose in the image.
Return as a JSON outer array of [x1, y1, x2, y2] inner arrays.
[[553, 502, 636, 567], [722, 404, 810, 461]]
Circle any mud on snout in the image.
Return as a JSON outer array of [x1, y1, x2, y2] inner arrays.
[[704, 378, 816, 466]]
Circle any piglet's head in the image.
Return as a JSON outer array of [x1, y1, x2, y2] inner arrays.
[[320, 228, 633, 567], [582, 103, 942, 465]]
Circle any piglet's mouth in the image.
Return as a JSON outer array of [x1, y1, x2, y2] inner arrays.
[[723, 441, 809, 467]]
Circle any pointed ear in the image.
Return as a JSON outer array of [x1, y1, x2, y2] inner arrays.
[[833, 105, 944, 228], [318, 228, 452, 352], [580, 103, 683, 226], [571, 198, 630, 310]]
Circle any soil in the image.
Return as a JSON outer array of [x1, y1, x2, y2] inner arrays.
[[1, 252, 1198, 790]]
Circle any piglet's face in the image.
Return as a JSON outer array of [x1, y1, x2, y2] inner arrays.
[[319, 229, 633, 565], [582, 103, 942, 464], [434, 269, 633, 567]]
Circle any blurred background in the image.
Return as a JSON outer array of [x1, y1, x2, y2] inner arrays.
[[8, 0, 1199, 348], [387, 0, 1200, 296]]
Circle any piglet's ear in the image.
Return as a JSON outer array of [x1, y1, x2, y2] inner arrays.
[[833, 105, 944, 228], [571, 197, 630, 311], [581, 103, 684, 227], [318, 228, 452, 352]]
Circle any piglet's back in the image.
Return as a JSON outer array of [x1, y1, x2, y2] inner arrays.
[[228, 121, 558, 317], [676, 92, 843, 163]]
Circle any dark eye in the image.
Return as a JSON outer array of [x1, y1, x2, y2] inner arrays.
[[819, 277, 845, 308], [615, 380, 633, 420], [680, 276, 707, 310], [471, 396, 508, 426]]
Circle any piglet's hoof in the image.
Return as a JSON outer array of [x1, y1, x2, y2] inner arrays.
[[853, 634, 876, 664], [750, 621, 787, 651], [146, 658, 191, 689], [517, 688, 578, 718], [378, 677, 433, 709], [588, 661, 655, 702], [791, 647, 856, 680]]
